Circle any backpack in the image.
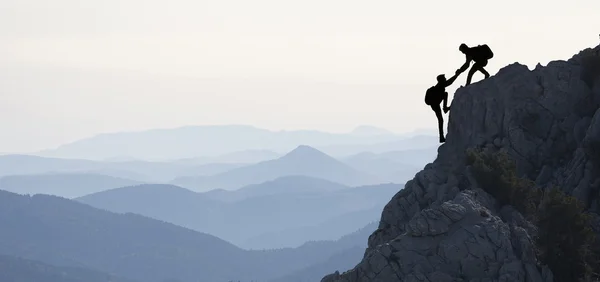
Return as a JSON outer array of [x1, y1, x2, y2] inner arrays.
[[424, 86, 438, 105], [472, 44, 494, 61]]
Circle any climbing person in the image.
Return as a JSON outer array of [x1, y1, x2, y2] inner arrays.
[[457, 43, 494, 86], [425, 69, 463, 143]]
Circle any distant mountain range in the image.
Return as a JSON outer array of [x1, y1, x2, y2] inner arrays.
[[0, 154, 187, 182], [0, 142, 436, 187], [0, 144, 428, 199], [200, 175, 348, 203], [0, 173, 142, 199], [340, 147, 437, 183], [0, 123, 436, 281], [267, 222, 378, 282], [0, 189, 376, 282], [242, 206, 383, 249], [34, 125, 436, 160], [171, 149, 281, 165], [0, 254, 137, 282], [343, 147, 438, 166], [76, 179, 400, 247], [0, 154, 257, 183], [317, 135, 439, 157], [0, 189, 253, 282], [171, 145, 383, 191], [268, 246, 364, 282]]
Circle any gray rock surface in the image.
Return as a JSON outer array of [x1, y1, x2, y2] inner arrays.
[[322, 44, 600, 282]]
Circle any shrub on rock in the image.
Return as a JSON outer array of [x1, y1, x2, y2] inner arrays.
[[467, 148, 599, 282], [536, 187, 597, 282], [466, 148, 541, 217]]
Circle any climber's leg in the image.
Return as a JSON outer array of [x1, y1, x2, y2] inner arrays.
[[469, 60, 490, 85], [442, 91, 450, 113], [478, 59, 490, 79], [431, 104, 445, 143], [466, 66, 477, 86], [481, 67, 490, 79]]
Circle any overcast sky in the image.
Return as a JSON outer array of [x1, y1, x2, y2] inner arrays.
[[0, 0, 599, 153]]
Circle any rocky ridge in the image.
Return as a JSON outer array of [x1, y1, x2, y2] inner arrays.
[[322, 43, 600, 282]]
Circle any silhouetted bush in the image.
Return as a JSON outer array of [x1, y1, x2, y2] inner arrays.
[[466, 148, 541, 217], [536, 187, 598, 282], [466, 148, 599, 282]]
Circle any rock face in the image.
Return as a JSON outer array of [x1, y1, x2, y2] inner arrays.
[[322, 44, 600, 282]]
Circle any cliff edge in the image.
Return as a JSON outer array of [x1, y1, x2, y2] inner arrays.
[[322, 43, 600, 282]]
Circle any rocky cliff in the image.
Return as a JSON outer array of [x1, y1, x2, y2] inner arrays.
[[322, 43, 600, 282]]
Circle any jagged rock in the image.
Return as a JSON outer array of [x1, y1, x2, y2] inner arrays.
[[322, 191, 546, 282], [405, 201, 466, 237], [322, 44, 600, 282]]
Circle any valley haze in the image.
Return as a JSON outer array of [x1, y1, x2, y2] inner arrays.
[[0, 123, 437, 281]]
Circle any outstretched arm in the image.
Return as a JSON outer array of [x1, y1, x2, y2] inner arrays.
[[444, 71, 461, 87], [458, 56, 472, 73]]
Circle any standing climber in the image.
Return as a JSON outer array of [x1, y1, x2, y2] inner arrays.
[[425, 69, 463, 143], [457, 43, 494, 85]]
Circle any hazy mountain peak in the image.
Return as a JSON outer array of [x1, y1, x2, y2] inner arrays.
[[171, 143, 381, 191], [33, 124, 423, 160], [283, 145, 327, 159]]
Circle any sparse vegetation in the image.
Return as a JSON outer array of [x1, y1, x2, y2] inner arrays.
[[466, 148, 541, 217], [536, 187, 598, 282], [466, 148, 600, 282]]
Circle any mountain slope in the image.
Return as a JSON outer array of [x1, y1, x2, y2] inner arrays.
[[0, 154, 193, 182], [171, 145, 381, 191], [317, 134, 438, 157], [321, 44, 600, 282], [343, 147, 438, 166], [72, 168, 153, 182], [0, 173, 142, 198], [269, 222, 378, 282], [341, 148, 438, 184], [0, 189, 252, 282], [202, 175, 348, 203], [76, 182, 400, 247], [0, 155, 100, 177], [175, 162, 248, 177], [75, 184, 217, 218], [37, 125, 407, 160], [242, 207, 382, 249], [171, 149, 280, 166], [0, 255, 137, 282], [1, 189, 364, 282], [270, 246, 365, 282]]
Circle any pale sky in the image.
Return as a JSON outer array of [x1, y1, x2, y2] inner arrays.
[[0, 0, 599, 153]]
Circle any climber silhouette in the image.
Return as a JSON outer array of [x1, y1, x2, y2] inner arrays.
[[425, 69, 463, 143], [457, 43, 494, 85]]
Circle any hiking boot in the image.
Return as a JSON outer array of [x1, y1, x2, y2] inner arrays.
[[443, 106, 451, 113], [439, 136, 446, 143]]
